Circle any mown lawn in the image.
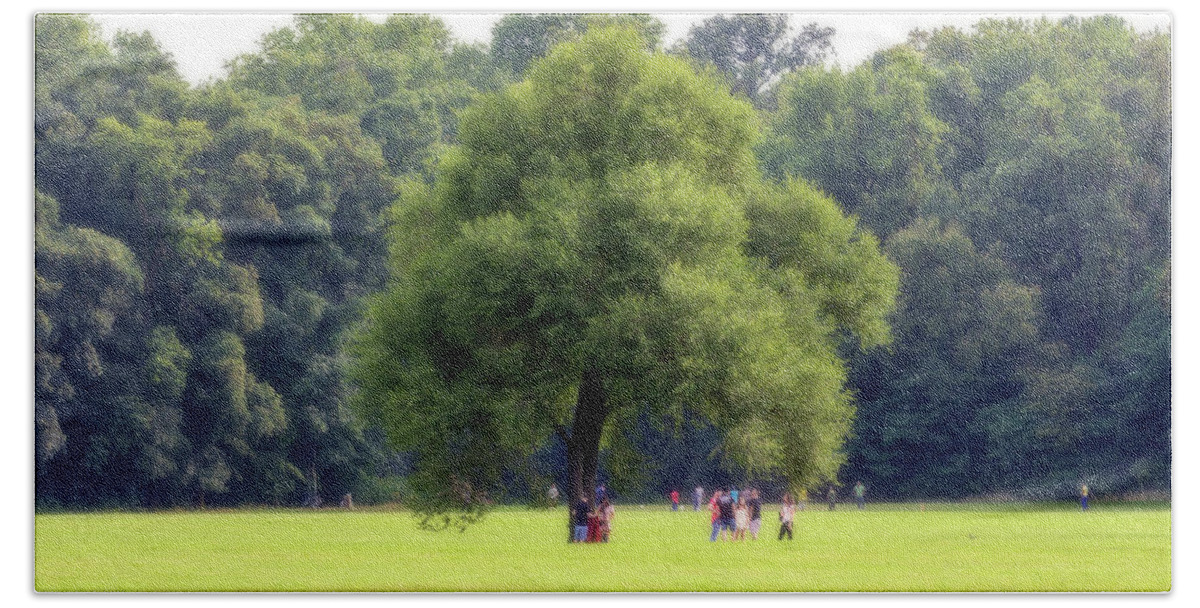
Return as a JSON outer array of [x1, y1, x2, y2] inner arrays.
[[35, 502, 1170, 592]]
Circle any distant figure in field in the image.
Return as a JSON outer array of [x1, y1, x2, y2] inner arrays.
[[693, 486, 704, 511], [717, 488, 736, 541], [747, 489, 763, 540], [596, 484, 606, 504], [547, 483, 559, 506], [827, 486, 837, 511], [797, 487, 808, 511], [600, 498, 614, 542], [778, 493, 795, 540], [587, 502, 603, 542], [1080, 484, 1089, 511], [854, 481, 866, 510], [709, 489, 723, 541], [339, 493, 353, 509], [734, 497, 749, 541], [670, 489, 680, 511], [730, 487, 740, 503], [572, 497, 590, 542]]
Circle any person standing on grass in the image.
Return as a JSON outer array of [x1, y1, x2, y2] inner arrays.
[[854, 481, 866, 510], [596, 484, 606, 505], [717, 487, 736, 541], [778, 493, 795, 541], [600, 498, 615, 542], [709, 489, 723, 541], [734, 497, 750, 541], [730, 487, 739, 503], [693, 485, 704, 511], [572, 496, 590, 543], [547, 483, 559, 507], [827, 486, 837, 511], [748, 488, 763, 540], [670, 489, 680, 511], [587, 502, 603, 542], [1080, 483, 1089, 511]]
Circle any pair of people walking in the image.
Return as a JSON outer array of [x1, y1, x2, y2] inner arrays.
[[825, 481, 869, 511]]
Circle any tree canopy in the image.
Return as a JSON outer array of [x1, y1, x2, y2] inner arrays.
[[351, 26, 898, 507], [767, 16, 1171, 498], [34, 13, 1170, 511], [676, 14, 834, 107]]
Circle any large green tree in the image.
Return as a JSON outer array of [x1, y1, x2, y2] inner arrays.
[[352, 27, 897, 517]]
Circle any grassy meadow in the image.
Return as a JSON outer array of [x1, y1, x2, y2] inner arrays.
[[35, 502, 1170, 592]]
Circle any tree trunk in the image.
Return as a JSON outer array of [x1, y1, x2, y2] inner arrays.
[[564, 367, 608, 541]]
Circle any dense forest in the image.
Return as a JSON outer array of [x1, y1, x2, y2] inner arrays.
[[34, 13, 1170, 509]]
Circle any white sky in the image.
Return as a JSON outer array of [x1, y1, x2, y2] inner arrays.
[[89, 11, 1171, 86]]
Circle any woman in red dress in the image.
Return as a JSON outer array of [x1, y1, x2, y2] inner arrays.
[[586, 505, 601, 542]]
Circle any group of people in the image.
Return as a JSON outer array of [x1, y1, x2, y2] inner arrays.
[[698, 482, 872, 542], [568, 484, 616, 543], [707, 487, 768, 541], [686, 481, 869, 512], [555, 478, 1093, 546], [554, 479, 880, 545]]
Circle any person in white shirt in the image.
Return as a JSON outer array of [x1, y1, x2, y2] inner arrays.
[[778, 493, 795, 541]]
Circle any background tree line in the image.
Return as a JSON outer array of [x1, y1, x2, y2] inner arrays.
[[35, 13, 1169, 509]]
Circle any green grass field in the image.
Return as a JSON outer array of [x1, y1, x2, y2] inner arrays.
[[35, 502, 1170, 592]]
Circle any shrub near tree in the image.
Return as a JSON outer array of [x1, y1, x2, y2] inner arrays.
[[352, 27, 898, 525]]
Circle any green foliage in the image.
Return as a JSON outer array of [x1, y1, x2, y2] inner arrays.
[[845, 219, 1043, 496], [35, 15, 189, 131], [33, 12, 1169, 509], [767, 16, 1171, 497], [764, 46, 951, 237], [227, 14, 477, 175], [490, 13, 665, 77], [675, 14, 834, 107], [354, 26, 897, 507], [35, 14, 405, 508], [743, 179, 898, 348], [35, 190, 145, 467]]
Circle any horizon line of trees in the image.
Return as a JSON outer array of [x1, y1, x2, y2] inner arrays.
[[35, 13, 1169, 510]]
